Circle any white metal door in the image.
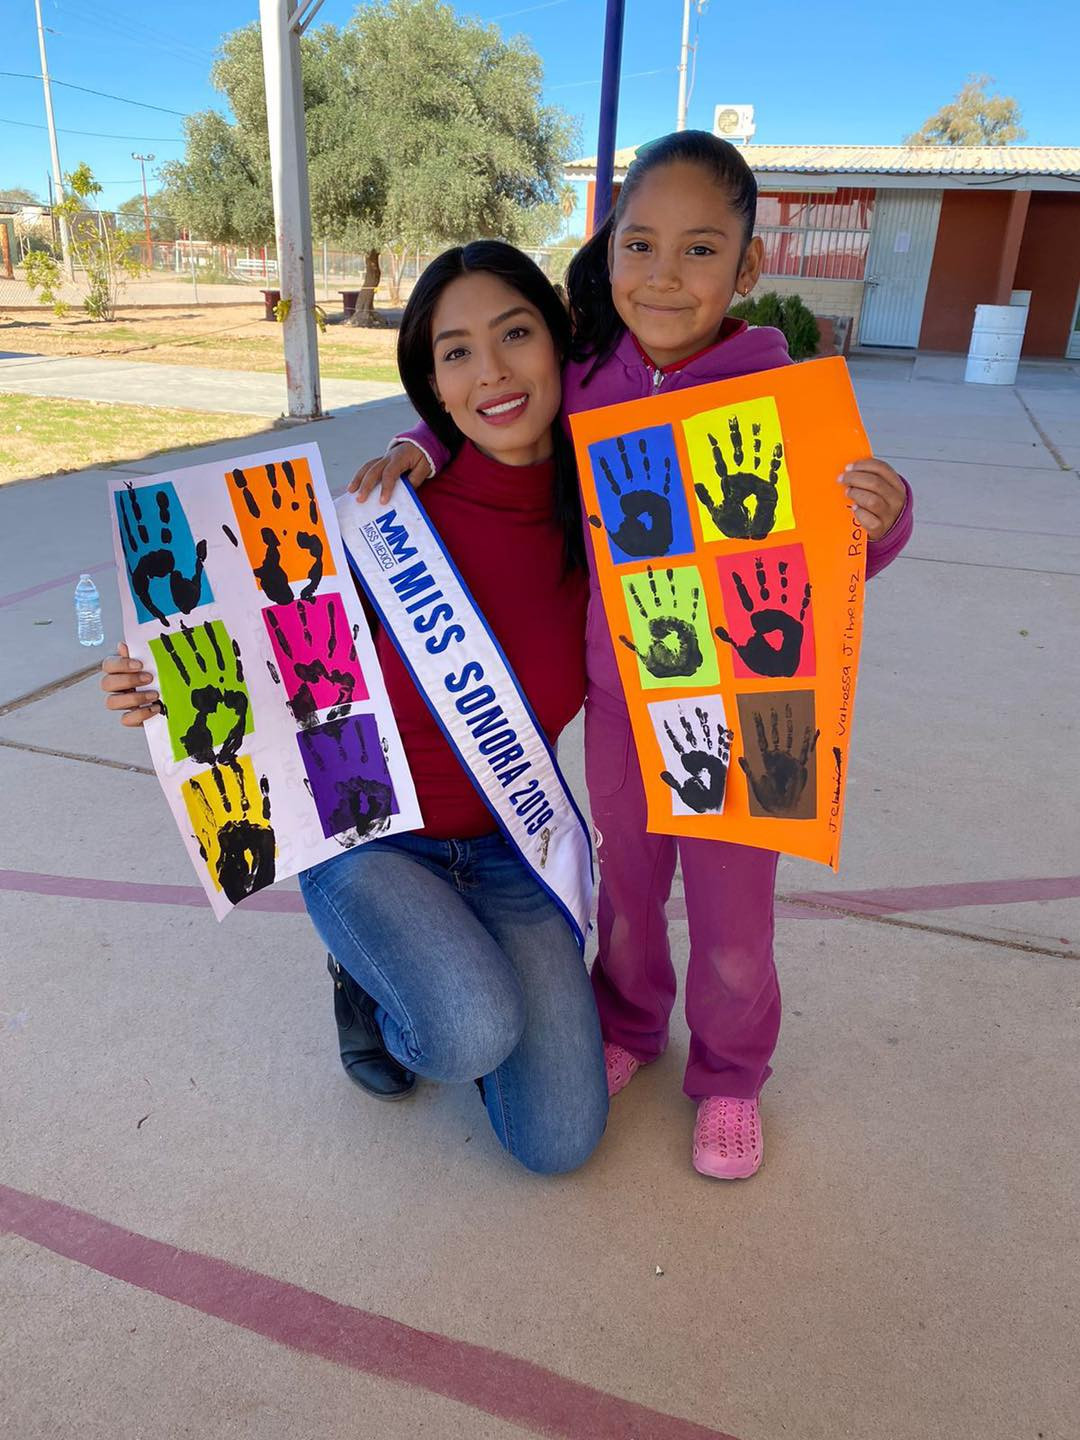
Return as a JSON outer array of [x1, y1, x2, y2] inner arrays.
[[859, 190, 943, 347], [1067, 284, 1080, 359]]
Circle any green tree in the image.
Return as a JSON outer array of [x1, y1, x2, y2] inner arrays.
[[0, 187, 43, 206], [117, 192, 180, 244], [907, 75, 1026, 145], [161, 0, 576, 323], [21, 164, 142, 320]]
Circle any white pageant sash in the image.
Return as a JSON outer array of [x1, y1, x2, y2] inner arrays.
[[336, 483, 594, 950]]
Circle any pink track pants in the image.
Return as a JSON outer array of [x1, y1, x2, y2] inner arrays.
[[585, 686, 781, 1101]]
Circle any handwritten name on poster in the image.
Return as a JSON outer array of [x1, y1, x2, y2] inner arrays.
[[570, 357, 869, 868], [109, 443, 421, 918]]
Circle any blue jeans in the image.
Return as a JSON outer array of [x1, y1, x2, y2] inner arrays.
[[300, 831, 608, 1175]]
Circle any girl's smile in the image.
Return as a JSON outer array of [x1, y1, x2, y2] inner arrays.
[[608, 160, 763, 368]]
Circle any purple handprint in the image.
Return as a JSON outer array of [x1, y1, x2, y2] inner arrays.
[[296, 713, 398, 842]]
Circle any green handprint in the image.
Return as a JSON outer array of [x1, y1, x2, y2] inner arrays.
[[617, 564, 719, 689], [149, 621, 253, 765]]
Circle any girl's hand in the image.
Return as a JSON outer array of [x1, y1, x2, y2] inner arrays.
[[840, 459, 906, 541], [349, 442, 433, 505], [100, 642, 160, 727]]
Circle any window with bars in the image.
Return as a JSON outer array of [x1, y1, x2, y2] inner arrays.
[[755, 188, 875, 280]]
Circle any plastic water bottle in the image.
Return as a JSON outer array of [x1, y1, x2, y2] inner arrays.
[[74, 574, 104, 647]]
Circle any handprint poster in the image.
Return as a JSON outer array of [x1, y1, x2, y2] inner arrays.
[[108, 443, 421, 918], [570, 357, 869, 868]]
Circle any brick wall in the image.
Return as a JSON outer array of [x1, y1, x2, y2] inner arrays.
[[750, 276, 867, 341]]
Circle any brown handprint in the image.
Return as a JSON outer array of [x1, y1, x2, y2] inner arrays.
[[736, 696, 819, 820]]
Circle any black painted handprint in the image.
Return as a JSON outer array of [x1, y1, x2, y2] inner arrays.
[[594, 434, 674, 557], [695, 414, 783, 540], [229, 459, 327, 604], [297, 713, 396, 844], [716, 556, 812, 678], [739, 704, 819, 817], [152, 621, 250, 765], [619, 566, 704, 680], [116, 482, 210, 626], [186, 761, 276, 904], [264, 595, 365, 727], [660, 706, 734, 814]]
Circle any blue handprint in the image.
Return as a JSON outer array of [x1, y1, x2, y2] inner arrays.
[[115, 481, 213, 625], [587, 423, 694, 564]]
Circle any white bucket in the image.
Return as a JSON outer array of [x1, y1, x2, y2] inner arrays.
[[964, 303, 1028, 385]]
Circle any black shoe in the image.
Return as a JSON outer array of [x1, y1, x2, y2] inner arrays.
[[327, 954, 416, 1101]]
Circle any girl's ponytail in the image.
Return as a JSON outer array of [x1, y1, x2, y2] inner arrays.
[[566, 131, 758, 384], [566, 213, 621, 379]]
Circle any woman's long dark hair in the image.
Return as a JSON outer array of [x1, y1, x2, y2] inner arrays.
[[397, 240, 584, 572], [565, 131, 758, 382]]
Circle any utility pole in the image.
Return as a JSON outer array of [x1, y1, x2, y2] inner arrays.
[[132, 152, 155, 268], [259, 0, 323, 421], [676, 0, 692, 131], [34, 0, 73, 277], [591, 0, 625, 231]]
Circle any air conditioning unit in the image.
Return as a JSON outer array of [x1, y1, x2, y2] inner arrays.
[[713, 105, 756, 145]]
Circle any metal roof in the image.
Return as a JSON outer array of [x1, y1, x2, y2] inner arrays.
[[565, 144, 1080, 179]]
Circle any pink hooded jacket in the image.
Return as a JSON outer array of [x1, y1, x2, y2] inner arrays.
[[395, 322, 913, 699]]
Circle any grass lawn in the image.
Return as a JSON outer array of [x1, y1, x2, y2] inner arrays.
[[0, 394, 272, 485], [0, 305, 402, 383]]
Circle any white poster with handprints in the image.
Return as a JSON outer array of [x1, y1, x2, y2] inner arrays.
[[108, 442, 421, 920]]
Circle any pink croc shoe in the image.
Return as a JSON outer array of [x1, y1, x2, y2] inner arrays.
[[604, 1042, 641, 1098], [692, 1096, 763, 1180]]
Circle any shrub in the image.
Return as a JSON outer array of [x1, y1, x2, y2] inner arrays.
[[729, 290, 821, 361]]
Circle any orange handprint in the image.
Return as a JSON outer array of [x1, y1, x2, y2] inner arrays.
[[226, 456, 335, 603]]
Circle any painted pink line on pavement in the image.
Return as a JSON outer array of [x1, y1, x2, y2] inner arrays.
[[0, 560, 115, 611], [0, 869, 304, 912], [782, 875, 1080, 917], [0, 1183, 740, 1440], [0, 869, 832, 920], [2, 869, 1078, 923]]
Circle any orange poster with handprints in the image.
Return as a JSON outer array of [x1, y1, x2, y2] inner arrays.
[[570, 356, 869, 869]]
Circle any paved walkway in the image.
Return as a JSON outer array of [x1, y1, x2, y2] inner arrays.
[[0, 351, 403, 418], [1, 360, 1078, 1440]]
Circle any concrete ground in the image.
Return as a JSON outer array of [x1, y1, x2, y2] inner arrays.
[[0, 351, 403, 418], [1, 354, 1078, 1440]]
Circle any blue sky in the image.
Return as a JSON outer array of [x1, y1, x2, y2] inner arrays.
[[3, 0, 1077, 223]]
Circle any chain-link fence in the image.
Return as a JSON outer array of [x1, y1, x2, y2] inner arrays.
[[1, 210, 579, 313]]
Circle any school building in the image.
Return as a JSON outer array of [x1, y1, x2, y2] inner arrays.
[[565, 145, 1080, 360]]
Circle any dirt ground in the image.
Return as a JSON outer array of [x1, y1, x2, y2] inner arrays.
[[0, 304, 402, 383]]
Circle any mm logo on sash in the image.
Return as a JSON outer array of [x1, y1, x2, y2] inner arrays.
[[337, 484, 594, 950]]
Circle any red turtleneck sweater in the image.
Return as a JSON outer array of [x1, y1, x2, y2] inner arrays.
[[373, 440, 588, 839]]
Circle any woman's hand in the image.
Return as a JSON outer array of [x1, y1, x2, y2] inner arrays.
[[840, 459, 907, 541], [349, 442, 433, 505], [100, 642, 160, 726]]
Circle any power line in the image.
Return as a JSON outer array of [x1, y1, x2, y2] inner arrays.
[[488, 0, 571, 19], [53, 0, 215, 66], [0, 115, 183, 143], [549, 66, 675, 92], [0, 71, 189, 117]]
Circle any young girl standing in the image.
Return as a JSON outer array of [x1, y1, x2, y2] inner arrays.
[[356, 132, 913, 1180]]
